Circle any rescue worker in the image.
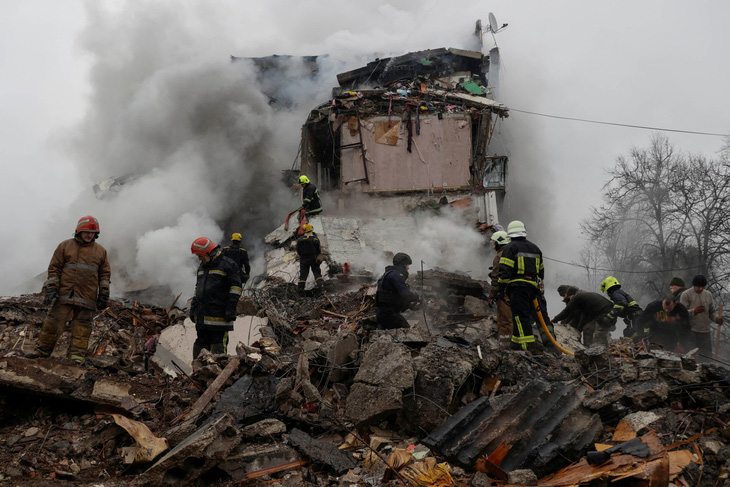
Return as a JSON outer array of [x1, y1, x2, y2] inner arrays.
[[637, 293, 689, 352], [679, 274, 723, 359], [298, 175, 323, 216], [488, 231, 512, 348], [375, 253, 419, 329], [222, 233, 251, 284], [32, 215, 111, 362], [497, 220, 543, 351], [551, 288, 614, 346], [296, 223, 324, 294], [598, 276, 643, 346], [669, 276, 686, 300], [190, 237, 242, 358]]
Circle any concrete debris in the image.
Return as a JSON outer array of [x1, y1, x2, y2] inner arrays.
[[1, 270, 729, 486]]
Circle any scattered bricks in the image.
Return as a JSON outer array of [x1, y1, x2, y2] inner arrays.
[[624, 380, 670, 409], [583, 381, 625, 410], [507, 469, 538, 486]]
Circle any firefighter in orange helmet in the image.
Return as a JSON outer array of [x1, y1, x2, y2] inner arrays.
[[32, 216, 111, 362], [190, 237, 243, 358]]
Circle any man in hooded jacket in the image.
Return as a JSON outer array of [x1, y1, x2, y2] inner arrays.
[[375, 253, 419, 329]]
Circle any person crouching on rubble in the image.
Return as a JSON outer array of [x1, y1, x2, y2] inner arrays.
[[296, 223, 325, 295], [190, 237, 242, 358], [32, 216, 111, 362], [598, 276, 643, 347], [375, 253, 420, 329]]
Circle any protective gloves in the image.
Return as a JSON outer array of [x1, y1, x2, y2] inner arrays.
[[96, 293, 109, 310], [694, 306, 706, 314], [44, 288, 59, 306]]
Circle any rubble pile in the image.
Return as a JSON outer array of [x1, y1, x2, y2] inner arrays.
[[0, 272, 729, 486]]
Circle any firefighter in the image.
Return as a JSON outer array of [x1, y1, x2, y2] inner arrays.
[[296, 223, 324, 294], [222, 233, 251, 285], [32, 215, 111, 362], [190, 237, 242, 358], [552, 288, 615, 346], [375, 252, 419, 329], [298, 175, 323, 216], [598, 276, 643, 347], [488, 231, 512, 349], [497, 220, 543, 351]]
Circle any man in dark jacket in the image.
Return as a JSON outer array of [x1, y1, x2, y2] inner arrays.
[[551, 288, 614, 346], [222, 233, 251, 284], [33, 215, 111, 362], [376, 253, 419, 329], [497, 220, 543, 351], [637, 293, 690, 351], [190, 237, 242, 358], [298, 175, 323, 216], [296, 224, 324, 294]]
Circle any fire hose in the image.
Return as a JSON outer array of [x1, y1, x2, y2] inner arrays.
[[533, 297, 574, 356]]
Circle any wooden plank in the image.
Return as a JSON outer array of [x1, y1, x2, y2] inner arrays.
[[178, 357, 240, 426]]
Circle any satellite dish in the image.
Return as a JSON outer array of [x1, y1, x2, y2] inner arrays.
[[488, 12, 499, 33]]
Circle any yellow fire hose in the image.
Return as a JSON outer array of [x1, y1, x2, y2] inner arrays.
[[533, 298, 574, 355]]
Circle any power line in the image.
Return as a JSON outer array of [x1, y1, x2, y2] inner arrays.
[[509, 107, 729, 138], [543, 255, 704, 274]]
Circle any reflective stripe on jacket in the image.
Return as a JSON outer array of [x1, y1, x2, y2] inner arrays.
[[497, 237, 544, 289], [46, 237, 111, 309], [193, 248, 242, 331]]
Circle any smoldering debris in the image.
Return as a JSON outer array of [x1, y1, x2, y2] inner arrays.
[[0, 271, 729, 486]]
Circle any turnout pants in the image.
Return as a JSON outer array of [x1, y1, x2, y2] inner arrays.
[[35, 303, 93, 361], [496, 297, 513, 349], [507, 286, 538, 350], [298, 259, 323, 291], [193, 327, 229, 359]]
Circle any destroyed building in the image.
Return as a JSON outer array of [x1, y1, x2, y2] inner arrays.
[[1, 27, 729, 487]]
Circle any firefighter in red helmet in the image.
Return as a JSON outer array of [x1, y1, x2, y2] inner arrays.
[[31, 215, 111, 362], [189, 237, 243, 358]]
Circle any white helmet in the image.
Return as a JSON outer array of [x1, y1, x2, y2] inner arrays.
[[507, 220, 527, 237]]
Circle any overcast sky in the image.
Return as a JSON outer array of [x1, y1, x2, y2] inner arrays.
[[2, 1, 729, 298]]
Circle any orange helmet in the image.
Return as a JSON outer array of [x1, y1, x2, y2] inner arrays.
[[191, 237, 216, 255], [75, 215, 100, 236]]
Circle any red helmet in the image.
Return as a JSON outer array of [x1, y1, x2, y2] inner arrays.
[[75, 215, 100, 235], [191, 237, 216, 255]]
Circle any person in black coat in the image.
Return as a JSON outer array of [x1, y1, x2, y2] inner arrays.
[[296, 224, 324, 294], [190, 237, 242, 358], [375, 253, 419, 329], [222, 233, 251, 284]]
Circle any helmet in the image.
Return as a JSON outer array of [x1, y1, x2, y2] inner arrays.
[[299, 175, 310, 184], [490, 231, 510, 246], [231, 233, 242, 241], [507, 220, 527, 236], [600, 276, 620, 292], [75, 215, 100, 235], [191, 237, 216, 256], [393, 252, 412, 267], [303, 223, 313, 232]]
